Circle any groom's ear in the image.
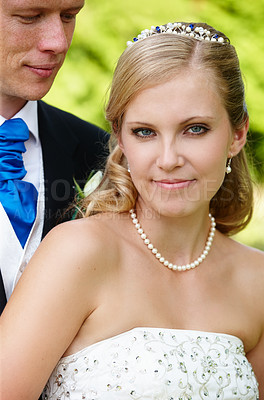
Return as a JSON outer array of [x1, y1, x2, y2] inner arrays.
[[229, 118, 249, 156]]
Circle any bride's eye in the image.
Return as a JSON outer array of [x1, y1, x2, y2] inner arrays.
[[187, 125, 209, 135], [132, 128, 156, 138]]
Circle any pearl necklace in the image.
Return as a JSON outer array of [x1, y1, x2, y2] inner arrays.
[[129, 209, 216, 271]]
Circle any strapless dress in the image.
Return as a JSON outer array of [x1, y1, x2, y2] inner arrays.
[[42, 327, 259, 399]]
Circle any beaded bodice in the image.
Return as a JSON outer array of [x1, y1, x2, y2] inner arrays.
[[43, 328, 259, 400]]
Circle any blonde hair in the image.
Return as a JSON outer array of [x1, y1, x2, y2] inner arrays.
[[81, 22, 253, 235]]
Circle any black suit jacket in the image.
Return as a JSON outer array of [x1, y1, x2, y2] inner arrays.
[[0, 100, 109, 313]]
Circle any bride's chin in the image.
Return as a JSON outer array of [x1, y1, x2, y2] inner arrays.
[[136, 192, 204, 219], [156, 209, 191, 219], [136, 203, 195, 219]]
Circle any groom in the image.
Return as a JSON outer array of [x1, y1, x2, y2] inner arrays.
[[0, 0, 108, 313]]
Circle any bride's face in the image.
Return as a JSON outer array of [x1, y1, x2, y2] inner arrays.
[[118, 69, 246, 218]]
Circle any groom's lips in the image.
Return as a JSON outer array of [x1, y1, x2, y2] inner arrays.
[[25, 64, 58, 78]]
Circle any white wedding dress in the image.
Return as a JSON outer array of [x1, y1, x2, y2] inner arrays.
[[42, 327, 259, 400]]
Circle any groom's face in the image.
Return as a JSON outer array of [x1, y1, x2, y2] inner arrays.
[[0, 0, 84, 115]]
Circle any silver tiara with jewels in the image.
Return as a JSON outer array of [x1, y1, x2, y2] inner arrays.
[[127, 23, 228, 47]]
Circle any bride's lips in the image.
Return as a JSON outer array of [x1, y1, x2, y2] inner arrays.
[[25, 64, 58, 78], [153, 179, 196, 189]]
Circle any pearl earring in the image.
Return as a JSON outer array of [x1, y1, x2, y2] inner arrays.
[[226, 157, 232, 174], [127, 164, 130, 173]]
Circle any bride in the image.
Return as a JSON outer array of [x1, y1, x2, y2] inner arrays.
[[1, 22, 263, 399]]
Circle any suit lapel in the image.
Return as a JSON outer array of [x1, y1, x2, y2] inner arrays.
[[0, 271, 6, 314], [38, 101, 79, 237]]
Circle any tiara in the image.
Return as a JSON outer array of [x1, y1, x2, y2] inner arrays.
[[127, 23, 228, 47]]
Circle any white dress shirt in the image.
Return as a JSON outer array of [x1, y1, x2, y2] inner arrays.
[[0, 101, 45, 300]]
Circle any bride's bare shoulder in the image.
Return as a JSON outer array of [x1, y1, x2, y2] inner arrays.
[[222, 235, 264, 291], [229, 237, 264, 265], [40, 212, 127, 269]]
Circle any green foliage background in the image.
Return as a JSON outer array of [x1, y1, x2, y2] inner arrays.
[[44, 0, 264, 249]]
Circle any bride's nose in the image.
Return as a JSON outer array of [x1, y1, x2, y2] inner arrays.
[[156, 141, 184, 171]]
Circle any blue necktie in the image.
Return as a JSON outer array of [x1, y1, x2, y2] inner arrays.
[[0, 118, 38, 248]]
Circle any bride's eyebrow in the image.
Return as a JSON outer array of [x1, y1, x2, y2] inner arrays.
[[180, 116, 216, 123], [125, 116, 216, 127], [126, 121, 156, 127]]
